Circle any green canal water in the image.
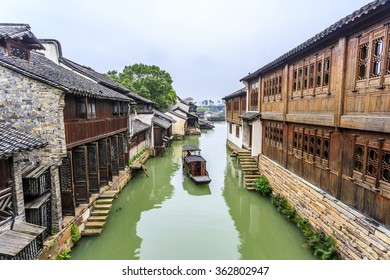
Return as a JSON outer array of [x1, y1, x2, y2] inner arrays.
[[71, 122, 316, 260]]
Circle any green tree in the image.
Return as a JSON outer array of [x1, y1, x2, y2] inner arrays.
[[106, 64, 177, 110]]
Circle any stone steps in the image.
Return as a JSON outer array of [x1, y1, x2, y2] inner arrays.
[[88, 216, 107, 222], [82, 228, 103, 236], [85, 221, 106, 229], [95, 198, 114, 205], [93, 204, 111, 211], [81, 189, 117, 236], [91, 209, 110, 216], [99, 191, 117, 199], [236, 150, 260, 190]]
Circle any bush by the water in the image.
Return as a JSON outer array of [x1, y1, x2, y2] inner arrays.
[[254, 174, 339, 260], [253, 175, 272, 197]]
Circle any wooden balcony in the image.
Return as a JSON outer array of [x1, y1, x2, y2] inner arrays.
[[65, 117, 127, 148]]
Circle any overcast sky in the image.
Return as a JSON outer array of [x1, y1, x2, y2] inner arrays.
[[2, 0, 372, 104]]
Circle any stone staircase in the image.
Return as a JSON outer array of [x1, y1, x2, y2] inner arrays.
[[81, 191, 117, 236], [237, 150, 260, 191]]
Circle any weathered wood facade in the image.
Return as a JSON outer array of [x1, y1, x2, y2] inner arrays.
[[60, 93, 129, 215], [223, 88, 247, 149], [240, 1, 390, 231]]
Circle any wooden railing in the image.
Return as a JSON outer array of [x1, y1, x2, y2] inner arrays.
[[65, 117, 127, 145]]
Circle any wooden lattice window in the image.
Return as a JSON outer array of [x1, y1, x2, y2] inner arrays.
[[353, 139, 389, 189], [233, 98, 239, 111], [298, 68, 303, 90], [381, 149, 390, 183], [11, 45, 28, 60], [99, 141, 107, 165], [235, 125, 240, 138], [7, 41, 29, 61], [323, 137, 330, 160], [87, 99, 96, 119], [241, 97, 246, 111], [77, 98, 87, 118], [22, 165, 51, 197], [366, 146, 379, 177], [354, 144, 365, 173], [250, 82, 258, 110], [293, 70, 297, 92], [60, 153, 72, 193], [358, 43, 369, 80], [371, 37, 384, 78], [229, 123, 232, 134], [303, 134, 309, 154], [111, 137, 118, 160], [264, 122, 283, 148], [303, 66, 308, 89], [293, 132, 298, 149], [309, 64, 315, 88], [316, 61, 322, 86], [112, 102, 119, 116], [323, 57, 331, 86], [74, 150, 86, 180], [87, 145, 97, 173]]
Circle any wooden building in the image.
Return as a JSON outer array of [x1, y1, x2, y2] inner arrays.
[[0, 24, 133, 223], [236, 0, 390, 259], [223, 88, 247, 149], [0, 124, 47, 259]]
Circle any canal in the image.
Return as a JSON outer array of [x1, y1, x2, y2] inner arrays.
[[71, 122, 316, 260]]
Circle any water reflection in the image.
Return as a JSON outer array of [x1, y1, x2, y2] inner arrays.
[[72, 122, 315, 260]]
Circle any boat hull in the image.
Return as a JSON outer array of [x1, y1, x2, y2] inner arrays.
[[188, 173, 211, 184]]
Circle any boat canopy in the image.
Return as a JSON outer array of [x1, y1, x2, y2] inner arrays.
[[182, 145, 201, 152], [184, 155, 207, 163]]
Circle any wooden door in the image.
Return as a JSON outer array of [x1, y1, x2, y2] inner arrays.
[[98, 139, 109, 186], [88, 142, 100, 194], [111, 135, 119, 176], [73, 146, 89, 205], [154, 126, 162, 147], [59, 151, 75, 216], [118, 133, 125, 170]]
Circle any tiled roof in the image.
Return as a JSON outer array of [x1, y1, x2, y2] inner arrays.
[[59, 57, 155, 105], [153, 109, 176, 123], [166, 110, 188, 120], [239, 112, 261, 121], [132, 119, 151, 135], [0, 23, 44, 50], [241, 0, 390, 81], [152, 116, 172, 129], [0, 52, 131, 102], [222, 87, 246, 100], [128, 92, 156, 105], [0, 124, 46, 159], [59, 57, 130, 93]]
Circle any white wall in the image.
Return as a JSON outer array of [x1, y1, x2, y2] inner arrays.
[[165, 112, 186, 136], [251, 119, 262, 157], [227, 122, 243, 149]]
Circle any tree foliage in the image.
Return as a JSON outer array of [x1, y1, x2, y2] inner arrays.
[[106, 64, 177, 110]]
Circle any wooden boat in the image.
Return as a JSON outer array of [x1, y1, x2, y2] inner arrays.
[[199, 119, 215, 129], [182, 145, 211, 184]]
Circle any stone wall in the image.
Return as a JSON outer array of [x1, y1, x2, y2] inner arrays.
[[0, 66, 67, 165], [0, 65, 67, 231], [258, 154, 390, 260]]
